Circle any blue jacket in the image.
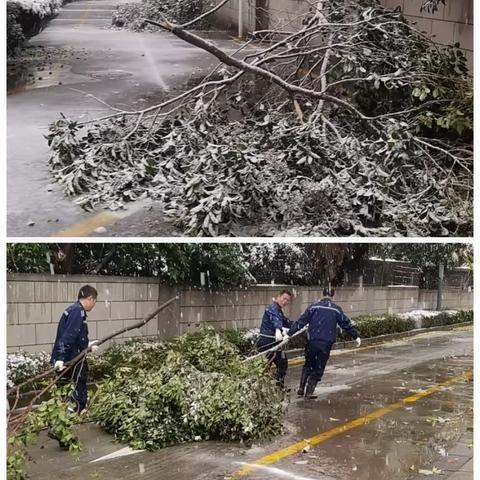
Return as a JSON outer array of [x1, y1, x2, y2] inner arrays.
[[288, 298, 358, 346], [259, 301, 292, 337], [51, 302, 89, 363]]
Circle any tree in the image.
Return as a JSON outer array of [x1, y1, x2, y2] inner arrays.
[[421, 0, 446, 13], [244, 243, 369, 286], [370, 243, 471, 271], [6, 243, 251, 288], [46, 0, 472, 237], [369, 243, 472, 304], [6, 244, 51, 273]]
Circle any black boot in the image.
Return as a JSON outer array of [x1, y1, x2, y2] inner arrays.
[[304, 381, 318, 400], [276, 377, 291, 392], [47, 427, 78, 450], [297, 369, 307, 396]]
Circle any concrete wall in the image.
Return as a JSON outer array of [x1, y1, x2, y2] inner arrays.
[[7, 274, 473, 353], [211, 0, 257, 33], [7, 274, 167, 354], [384, 0, 473, 69], [418, 288, 473, 311], [212, 0, 472, 70]]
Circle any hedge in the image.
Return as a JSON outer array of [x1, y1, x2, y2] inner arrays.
[[420, 310, 472, 328], [7, 0, 64, 56], [7, 3, 25, 57], [111, 0, 204, 31], [337, 314, 416, 342], [7, 350, 50, 390]]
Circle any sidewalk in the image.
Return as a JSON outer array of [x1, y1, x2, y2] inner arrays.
[[413, 432, 473, 480]]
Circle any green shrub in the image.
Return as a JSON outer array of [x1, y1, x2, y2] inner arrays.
[[421, 310, 473, 328], [112, 0, 205, 31], [7, 351, 50, 391], [341, 314, 416, 341], [89, 338, 168, 381], [286, 331, 308, 350], [7, 3, 25, 57], [218, 328, 257, 356], [90, 329, 283, 450], [8, 384, 80, 480], [7, 0, 65, 57], [89, 328, 259, 382]]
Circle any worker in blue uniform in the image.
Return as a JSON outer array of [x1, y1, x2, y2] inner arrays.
[[287, 288, 361, 399], [48, 285, 99, 448], [256, 290, 293, 386]]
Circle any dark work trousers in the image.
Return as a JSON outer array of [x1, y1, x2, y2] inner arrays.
[[304, 341, 332, 386], [299, 342, 310, 388], [58, 360, 88, 412], [256, 336, 288, 381]]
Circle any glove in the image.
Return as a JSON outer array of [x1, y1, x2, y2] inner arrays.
[[282, 327, 289, 336], [283, 334, 290, 341], [88, 340, 100, 353], [355, 337, 361, 347], [275, 329, 283, 342], [54, 360, 65, 371]]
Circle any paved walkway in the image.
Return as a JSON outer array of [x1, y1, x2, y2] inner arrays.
[[413, 432, 473, 479], [25, 329, 473, 479]]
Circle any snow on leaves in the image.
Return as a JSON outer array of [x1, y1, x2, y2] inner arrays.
[[47, 0, 472, 236]]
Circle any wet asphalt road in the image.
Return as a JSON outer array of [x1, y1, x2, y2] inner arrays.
[[26, 328, 473, 480], [7, 0, 247, 237]]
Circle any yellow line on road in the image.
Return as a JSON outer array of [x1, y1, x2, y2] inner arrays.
[[53, 211, 118, 237], [79, 1, 93, 24], [232, 369, 473, 478]]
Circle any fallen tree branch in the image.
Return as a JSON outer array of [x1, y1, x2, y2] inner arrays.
[[46, 0, 472, 237], [147, 19, 357, 114], [7, 296, 179, 398]]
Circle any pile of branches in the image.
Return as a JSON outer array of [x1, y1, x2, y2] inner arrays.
[[112, 0, 206, 31], [91, 330, 283, 450], [47, 0, 472, 236]]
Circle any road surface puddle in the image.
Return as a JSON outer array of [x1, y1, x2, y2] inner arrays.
[[7, 45, 91, 94]]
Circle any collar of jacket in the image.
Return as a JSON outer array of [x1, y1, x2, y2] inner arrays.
[[76, 301, 88, 320]]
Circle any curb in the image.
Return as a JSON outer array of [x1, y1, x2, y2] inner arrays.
[[286, 322, 473, 357]]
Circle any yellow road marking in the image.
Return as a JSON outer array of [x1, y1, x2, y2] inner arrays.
[[454, 325, 474, 331], [53, 211, 118, 237], [79, 2, 93, 24], [232, 369, 473, 478]]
